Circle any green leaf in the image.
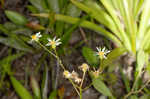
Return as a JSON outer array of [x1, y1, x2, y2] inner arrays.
[[129, 95, 138, 99], [100, 0, 132, 52], [137, 0, 150, 50], [31, 76, 41, 99], [136, 50, 147, 74], [102, 47, 127, 68], [27, 5, 38, 13], [82, 47, 98, 66], [66, 3, 81, 17], [92, 77, 113, 97], [4, 22, 17, 31], [0, 36, 33, 52], [0, 52, 25, 78], [41, 65, 49, 99], [0, 52, 25, 64], [120, 67, 130, 92], [29, 0, 44, 12], [47, 0, 59, 13], [48, 90, 57, 99], [61, 14, 89, 47], [71, 0, 120, 39], [5, 10, 28, 25], [32, 13, 122, 46], [140, 94, 150, 99], [0, 24, 11, 35], [10, 76, 33, 99]]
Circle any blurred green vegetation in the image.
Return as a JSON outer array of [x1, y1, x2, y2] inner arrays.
[[1, 0, 150, 99]]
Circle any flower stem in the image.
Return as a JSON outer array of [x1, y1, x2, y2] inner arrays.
[[80, 88, 82, 99], [69, 79, 80, 96], [54, 49, 65, 70]]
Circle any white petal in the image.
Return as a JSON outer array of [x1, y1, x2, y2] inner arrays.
[[106, 50, 110, 54], [46, 43, 50, 46], [38, 35, 42, 38], [47, 38, 52, 41], [56, 38, 61, 42], [56, 42, 61, 45], [96, 47, 99, 51], [53, 36, 56, 41], [36, 32, 41, 36], [102, 47, 105, 52], [103, 55, 107, 59]]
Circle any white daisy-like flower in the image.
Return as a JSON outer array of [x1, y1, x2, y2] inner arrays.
[[79, 63, 89, 73], [63, 70, 72, 79], [96, 47, 110, 59], [30, 32, 42, 42], [46, 37, 61, 49]]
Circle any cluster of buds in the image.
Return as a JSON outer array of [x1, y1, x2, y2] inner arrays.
[[63, 70, 82, 84], [63, 63, 89, 84]]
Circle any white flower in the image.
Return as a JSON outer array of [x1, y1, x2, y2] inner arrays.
[[30, 32, 42, 42], [96, 47, 110, 59], [79, 63, 89, 73], [63, 70, 71, 78], [46, 37, 61, 49]]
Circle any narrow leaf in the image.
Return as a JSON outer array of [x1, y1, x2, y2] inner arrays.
[[32, 13, 122, 46], [102, 47, 127, 68], [10, 76, 33, 99], [30, 76, 41, 99], [92, 77, 113, 97], [5, 10, 28, 25], [82, 47, 99, 66]]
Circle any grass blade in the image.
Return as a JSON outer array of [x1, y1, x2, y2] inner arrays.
[[32, 13, 122, 46], [10, 76, 33, 99]]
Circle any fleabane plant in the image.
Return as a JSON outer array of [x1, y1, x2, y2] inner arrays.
[[30, 32, 94, 99]]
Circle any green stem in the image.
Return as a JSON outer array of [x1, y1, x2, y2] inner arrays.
[[54, 49, 65, 70], [80, 88, 82, 99], [99, 59, 103, 72], [124, 79, 150, 99], [69, 79, 80, 96], [83, 83, 92, 91]]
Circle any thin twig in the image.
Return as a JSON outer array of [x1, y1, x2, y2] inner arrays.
[[124, 79, 150, 99], [79, 27, 88, 44]]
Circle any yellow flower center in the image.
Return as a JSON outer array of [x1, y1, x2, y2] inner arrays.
[[50, 41, 56, 49], [99, 51, 104, 56], [31, 35, 37, 40], [50, 41, 56, 45]]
